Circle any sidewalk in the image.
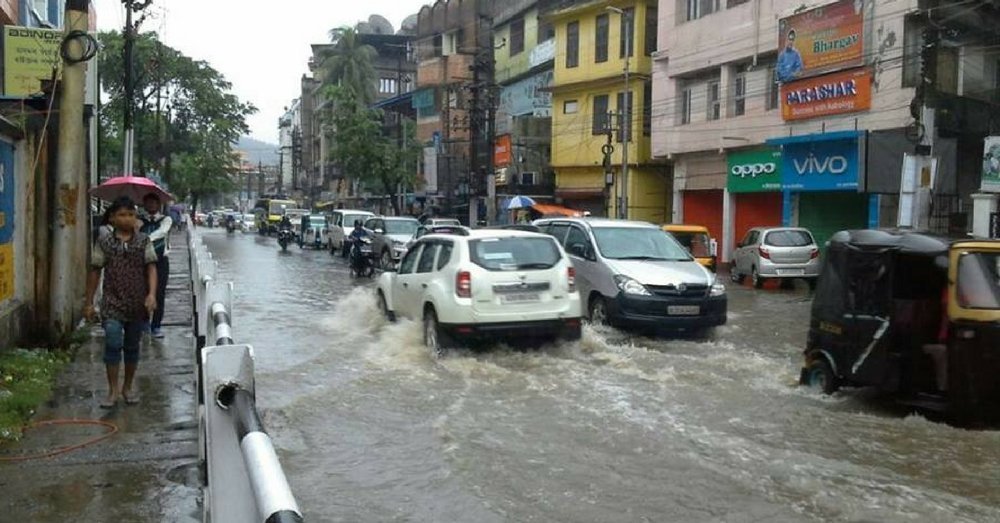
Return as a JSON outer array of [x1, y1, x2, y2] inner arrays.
[[0, 231, 200, 521]]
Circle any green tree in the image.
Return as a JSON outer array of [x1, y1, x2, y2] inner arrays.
[[321, 27, 377, 104], [97, 31, 255, 208], [327, 87, 418, 215]]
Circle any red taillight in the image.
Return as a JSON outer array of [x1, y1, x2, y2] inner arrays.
[[759, 246, 771, 260], [456, 271, 471, 298], [809, 248, 819, 259], [567, 267, 576, 292]]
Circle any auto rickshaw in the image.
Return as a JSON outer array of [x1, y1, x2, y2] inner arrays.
[[662, 224, 718, 272], [799, 229, 1000, 422]]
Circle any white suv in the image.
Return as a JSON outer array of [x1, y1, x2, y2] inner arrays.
[[376, 228, 583, 353]]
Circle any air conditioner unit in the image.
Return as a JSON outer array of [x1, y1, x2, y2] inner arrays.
[[520, 172, 536, 185]]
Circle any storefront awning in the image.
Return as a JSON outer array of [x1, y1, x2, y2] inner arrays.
[[532, 203, 584, 217], [766, 130, 863, 146]]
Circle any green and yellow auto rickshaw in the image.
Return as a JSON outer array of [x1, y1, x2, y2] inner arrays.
[[800, 230, 1000, 422]]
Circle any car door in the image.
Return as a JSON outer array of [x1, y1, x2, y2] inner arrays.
[[564, 224, 598, 298], [393, 243, 423, 318], [736, 230, 755, 274], [406, 242, 441, 314]]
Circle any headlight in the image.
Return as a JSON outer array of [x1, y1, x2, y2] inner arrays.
[[710, 282, 726, 296], [614, 275, 651, 296], [392, 240, 406, 247]]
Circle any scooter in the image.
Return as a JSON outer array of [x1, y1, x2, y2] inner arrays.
[[277, 228, 294, 252], [348, 236, 376, 278]]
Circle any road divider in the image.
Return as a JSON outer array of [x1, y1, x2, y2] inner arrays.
[[189, 230, 303, 523]]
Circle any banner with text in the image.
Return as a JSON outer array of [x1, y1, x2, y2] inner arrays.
[[781, 138, 860, 192], [2, 26, 62, 96], [781, 68, 871, 121], [776, 0, 865, 83], [727, 149, 783, 193]]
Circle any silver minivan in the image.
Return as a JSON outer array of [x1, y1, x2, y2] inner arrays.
[[731, 227, 821, 289], [535, 218, 727, 332], [329, 209, 376, 257]]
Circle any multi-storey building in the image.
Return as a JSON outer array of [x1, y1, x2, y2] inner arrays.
[[548, 0, 667, 221], [414, 0, 493, 222], [652, 0, 1000, 262], [492, 0, 560, 219], [277, 99, 301, 196]]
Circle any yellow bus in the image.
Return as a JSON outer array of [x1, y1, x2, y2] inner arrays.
[[253, 198, 298, 234]]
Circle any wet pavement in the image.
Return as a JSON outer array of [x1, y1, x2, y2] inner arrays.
[[199, 228, 1000, 523], [0, 232, 200, 522]]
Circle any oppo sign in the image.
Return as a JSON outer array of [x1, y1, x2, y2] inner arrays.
[[731, 162, 777, 178]]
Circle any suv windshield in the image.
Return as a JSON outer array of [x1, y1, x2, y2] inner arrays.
[[385, 220, 419, 235], [470, 237, 561, 271], [956, 252, 1000, 310], [593, 227, 692, 261], [765, 230, 813, 247]]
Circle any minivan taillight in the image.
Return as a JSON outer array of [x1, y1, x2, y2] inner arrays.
[[456, 271, 472, 298], [567, 267, 576, 292], [759, 246, 771, 260], [809, 248, 819, 259]]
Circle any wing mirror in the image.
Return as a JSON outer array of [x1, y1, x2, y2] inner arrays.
[[374, 228, 384, 235]]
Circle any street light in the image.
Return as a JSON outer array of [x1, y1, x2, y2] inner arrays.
[[606, 5, 631, 220]]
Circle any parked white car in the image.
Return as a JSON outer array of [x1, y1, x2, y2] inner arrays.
[[376, 228, 582, 354]]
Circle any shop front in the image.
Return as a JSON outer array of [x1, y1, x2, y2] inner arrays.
[[727, 149, 784, 260], [768, 131, 870, 248]]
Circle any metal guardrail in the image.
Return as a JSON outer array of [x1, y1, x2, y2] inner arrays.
[[188, 230, 303, 523]]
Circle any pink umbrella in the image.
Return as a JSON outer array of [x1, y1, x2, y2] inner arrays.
[[91, 176, 173, 204]]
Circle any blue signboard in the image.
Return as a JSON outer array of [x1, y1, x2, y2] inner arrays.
[[0, 141, 13, 243], [780, 138, 859, 191]]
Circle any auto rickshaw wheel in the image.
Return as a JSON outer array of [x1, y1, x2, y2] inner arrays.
[[730, 269, 745, 284], [805, 358, 839, 395]]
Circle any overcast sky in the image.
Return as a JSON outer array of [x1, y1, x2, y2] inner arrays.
[[92, 0, 428, 145]]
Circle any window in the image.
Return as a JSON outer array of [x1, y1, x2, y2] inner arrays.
[[680, 88, 692, 124], [902, 14, 922, 88], [592, 94, 610, 134], [566, 21, 580, 68], [766, 66, 780, 111], [956, 253, 1000, 309], [764, 230, 815, 247], [432, 34, 443, 57], [436, 243, 453, 270], [469, 237, 562, 271], [595, 14, 610, 63], [379, 78, 397, 94], [417, 244, 440, 273], [619, 7, 635, 58], [707, 81, 720, 120], [548, 223, 570, 243], [592, 227, 691, 260], [538, 20, 555, 42], [616, 91, 634, 143], [563, 100, 579, 114], [443, 30, 460, 55], [686, 0, 720, 21], [565, 226, 593, 257], [645, 6, 658, 56], [642, 82, 652, 136], [727, 0, 749, 6], [399, 244, 422, 274], [510, 17, 525, 56], [733, 73, 746, 116]]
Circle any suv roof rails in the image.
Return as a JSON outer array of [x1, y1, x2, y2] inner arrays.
[[427, 225, 470, 236]]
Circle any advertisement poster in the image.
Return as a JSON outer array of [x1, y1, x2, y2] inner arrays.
[[780, 68, 872, 121], [982, 136, 1000, 192], [727, 149, 782, 193], [494, 134, 512, 167], [2, 26, 62, 96], [777, 0, 865, 83], [0, 141, 13, 302], [422, 147, 438, 194], [781, 138, 860, 191]]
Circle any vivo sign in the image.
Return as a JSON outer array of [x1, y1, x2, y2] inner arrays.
[[781, 139, 859, 191]]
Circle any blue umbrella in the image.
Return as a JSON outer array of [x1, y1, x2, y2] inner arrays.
[[506, 195, 536, 210]]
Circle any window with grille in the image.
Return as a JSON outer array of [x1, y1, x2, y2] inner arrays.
[[680, 88, 692, 124], [707, 81, 720, 121], [766, 66, 779, 111], [733, 74, 746, 116], [595, 14, 609, 63], [510, 17, 525, 56], [592, 94, 610, 134], [566, 21, 580, 68]]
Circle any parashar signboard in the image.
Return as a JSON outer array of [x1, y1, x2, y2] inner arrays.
[[780, 68, 872, 121], [781, 138, 860, 191], [727, 149, 782, 193], [2, 26, 62, 96]]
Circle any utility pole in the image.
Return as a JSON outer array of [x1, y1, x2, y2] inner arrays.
[[257, 160, 264, 197], [50, 0, 91, 337], [277, 148, 284, 195], [121, 0, 151, 176], [607, 6, 631, 219]]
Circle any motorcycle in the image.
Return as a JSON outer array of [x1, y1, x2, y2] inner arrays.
[[277, 228, 294, 252], [225, 219, 236, 234], [348, 236, 376, 278]]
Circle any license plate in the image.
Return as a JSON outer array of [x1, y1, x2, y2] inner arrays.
[[777, 269, 805, 276], [668, 305, 700, 316], [500, 292, 540, 304]]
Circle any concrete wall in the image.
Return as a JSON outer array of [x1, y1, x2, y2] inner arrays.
[[653, 0, 918, 158]]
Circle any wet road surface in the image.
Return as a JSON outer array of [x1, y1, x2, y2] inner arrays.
[[202, 228, 1000, 522]]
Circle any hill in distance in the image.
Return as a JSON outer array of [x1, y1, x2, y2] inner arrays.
[[236, 136, 279, 166]]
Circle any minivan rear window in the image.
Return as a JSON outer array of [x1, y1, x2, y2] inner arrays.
[[469, 237, 561, 271], [765, 230, 813, 247]]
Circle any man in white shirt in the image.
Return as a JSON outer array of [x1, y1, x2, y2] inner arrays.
[[139, 193, 173, 339]]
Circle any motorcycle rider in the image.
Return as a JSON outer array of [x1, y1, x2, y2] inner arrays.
[[224, 213, 237, 232], [278, 214, 293, 232], [348, 220, 371, 270]]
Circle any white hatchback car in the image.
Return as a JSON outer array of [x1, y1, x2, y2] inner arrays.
[[376, 228, 583, 353]]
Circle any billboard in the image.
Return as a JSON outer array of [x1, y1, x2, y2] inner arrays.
[[982, 136, 1000, 192], [2, 26, 62, 96], [727, 149, 782, 193], [780, 68, 871, 121], [0, 141, 13, 302], [494, 134, 512, 167], [781, 138, 860, 192], [422, 147, 438, 193], [776, 0, 865, 83]]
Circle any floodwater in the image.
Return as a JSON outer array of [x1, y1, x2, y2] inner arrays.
[[201, 228, 1000, 522]]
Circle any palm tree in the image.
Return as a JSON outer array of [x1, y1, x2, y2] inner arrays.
[[321, 26, 378, 105]]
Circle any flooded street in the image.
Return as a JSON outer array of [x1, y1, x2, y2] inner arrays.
[[201, 229, 1000, 522]]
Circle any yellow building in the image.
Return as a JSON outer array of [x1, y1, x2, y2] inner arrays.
[[547, 0, 669, 222]]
